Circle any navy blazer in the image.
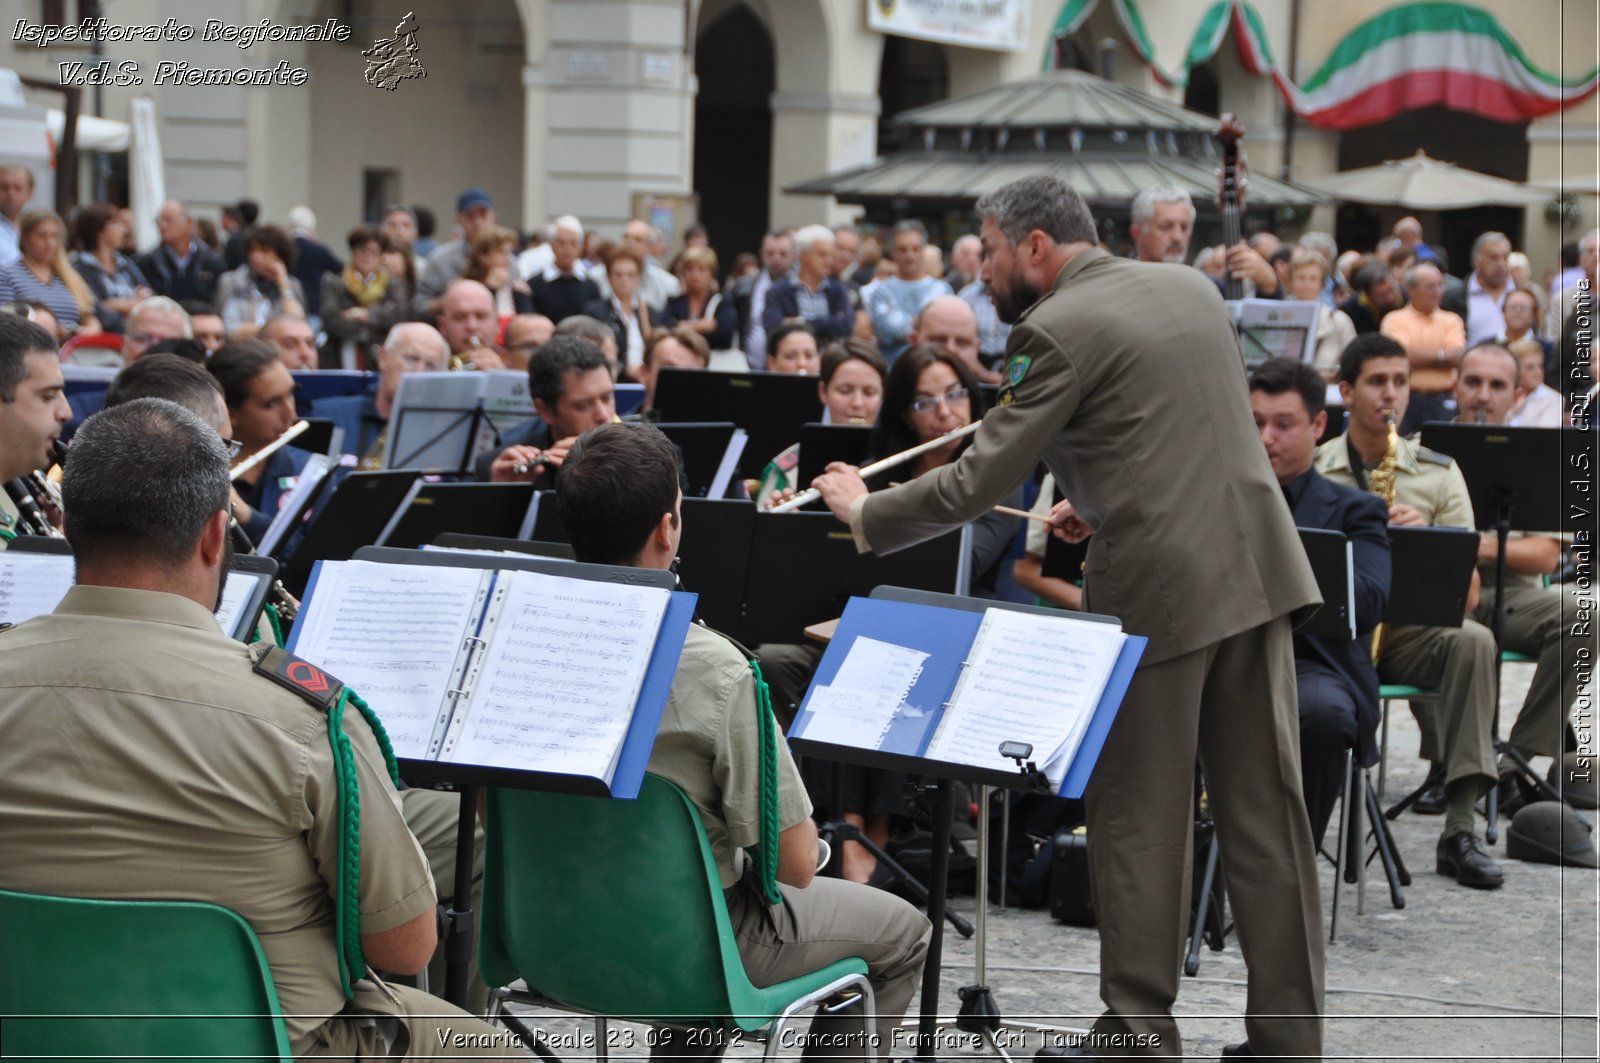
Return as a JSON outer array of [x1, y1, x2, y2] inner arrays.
[[761, 277, 853, 342], [1289, 468, 1391, 768]]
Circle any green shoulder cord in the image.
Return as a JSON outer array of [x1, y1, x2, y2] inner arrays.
[[0, 527, 15, 542], [252, 646, 399, 1000], [744, 659, 783, 906], [324, 686, 402, 998], [245, 602, 286, 647]]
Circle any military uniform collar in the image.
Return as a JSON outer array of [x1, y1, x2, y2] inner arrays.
[[1052, 246, 1108, 291], [1324, 428, 1422, 475], [55, 585, 226, 634]]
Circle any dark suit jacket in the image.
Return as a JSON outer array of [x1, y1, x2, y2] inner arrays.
[[760, 278, 853, 341], [136, 242, 226, 307], [292, 236, 343, 318], [1288, 468, 1391, 767], [854, 247, 1321, 664], [529, 273, 600, 323]]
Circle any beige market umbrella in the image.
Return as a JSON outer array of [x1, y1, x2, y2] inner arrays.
[[1302, 150, 1547, 209]]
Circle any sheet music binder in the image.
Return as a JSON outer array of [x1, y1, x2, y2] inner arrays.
[[288, 546, 696, 798], [788, 590, 1145, 798], [1296, 527, 1356, 641]]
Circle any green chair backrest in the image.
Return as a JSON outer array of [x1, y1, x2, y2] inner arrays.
[[480, 774, 753, 1028], [0, 889, 293, 1062]]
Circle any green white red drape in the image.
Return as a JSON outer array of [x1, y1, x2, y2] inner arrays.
[[1042, 0, 1599, 129]]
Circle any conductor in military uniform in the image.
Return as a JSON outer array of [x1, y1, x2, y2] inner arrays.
[[0, 399, 516, 1058], [813, 175, 1325, 1059]]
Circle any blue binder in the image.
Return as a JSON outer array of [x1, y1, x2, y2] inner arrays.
[[290, 548, 694, 798], [789, 595, 1145, 799]]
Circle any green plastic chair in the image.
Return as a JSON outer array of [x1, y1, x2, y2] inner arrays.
[[1376, 683, 1443, 798], [0, 889, 292, 1061], [481, 774, 875, 1060]]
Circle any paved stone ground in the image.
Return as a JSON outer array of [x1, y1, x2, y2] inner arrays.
[[504, 662, 1599, 1062]]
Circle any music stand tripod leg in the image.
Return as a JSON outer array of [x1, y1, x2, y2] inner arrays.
[[443, 783, 478, 1009], [956, 786, 1011, 1060]]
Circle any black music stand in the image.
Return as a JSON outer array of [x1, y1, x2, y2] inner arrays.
[[652, 368, 823, 479], [653, 422, 744, 498], [1377, 525, 1482, 821], [674, 499, 756, 637], [797, 423, 874, 487], [741, 511, 969, 646], [430, 532, 575, 561], [376, 482, 535, 550], [1421, 424, 1589, 841], [273, 470, 422, 597]]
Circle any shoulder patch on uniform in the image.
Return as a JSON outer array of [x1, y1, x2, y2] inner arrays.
[[251, 644, 346, 709], [1414, 445, 1454, 467], [1006, 355, 1032, 388]]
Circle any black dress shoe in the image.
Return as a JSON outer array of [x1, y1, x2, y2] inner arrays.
[[1035, 1045, 1096, 1059], [1436, 830, 1505, 889], [1220, 1043, 1253, 1056], [1411, 764, 1448, 815], [1495, 771, 1536, 819]]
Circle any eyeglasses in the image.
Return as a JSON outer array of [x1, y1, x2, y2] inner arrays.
[[125, 331, 159, 348], [909, 386, 970, 415], [223, 438, 244, 460]]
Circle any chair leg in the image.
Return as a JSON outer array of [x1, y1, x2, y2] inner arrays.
[[1330, 749, 1352, 944], [595, 1016, 609, 1062], [1377, 699, 1391, 799], [763, 975, 877, 1063], [1354, 764, 1368, 916]]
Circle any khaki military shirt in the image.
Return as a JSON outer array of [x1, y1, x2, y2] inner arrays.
[[647, 621, 812, 888], [1315, 432, 1474, 529], [0, 586, 436, 1052]]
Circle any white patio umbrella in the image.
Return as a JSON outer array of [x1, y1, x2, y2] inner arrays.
[[1302, 150, 1547, 209]]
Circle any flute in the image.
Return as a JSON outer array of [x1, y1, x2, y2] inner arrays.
[[231, 420, 310, 481], [768, 420, 983, 513]]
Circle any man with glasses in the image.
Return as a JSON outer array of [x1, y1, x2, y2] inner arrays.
[[314, 322, 450, 465]]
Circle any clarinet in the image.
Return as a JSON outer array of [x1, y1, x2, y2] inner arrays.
[[3, 478, 63, 538]]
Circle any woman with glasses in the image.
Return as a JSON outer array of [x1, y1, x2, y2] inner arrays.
[[71, 203, 153, 334], [0, 210, 100, 337]]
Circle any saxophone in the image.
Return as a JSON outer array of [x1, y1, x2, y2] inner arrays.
[[1368, 409, 1400, 661]]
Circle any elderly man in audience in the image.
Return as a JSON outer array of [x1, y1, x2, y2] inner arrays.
[[1461, 232, 1518, 347], [526, 216, 600, 324], [1380, 262, 1465, 434], [868, 220, 951, 363], [501, 313, 555, 371], [258, 313, 320, 371], [137, 200, 226, 307], [763, 225, 852, 345], [911, 294, 997, 385]]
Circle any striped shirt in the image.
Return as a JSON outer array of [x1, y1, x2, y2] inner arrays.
[[0, 260, 83, 331]]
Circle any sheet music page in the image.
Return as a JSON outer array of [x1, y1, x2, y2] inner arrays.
[[801, 685, 899, 749], [828, 636, 928, 706], [925, 609, 1123, 787], [290, 560, 486, 758], [0, 553, 75, 626], [446, 570, 669, 780], [213, 570, 256, 638]]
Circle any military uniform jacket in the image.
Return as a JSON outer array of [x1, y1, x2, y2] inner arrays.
[[0, 586, 437, 1052], [851, 247, 1319, 664], [1313, 432, 1474, 530]]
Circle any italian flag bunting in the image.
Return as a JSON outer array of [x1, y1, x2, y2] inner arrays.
[[1043, 0, 1598, 129]]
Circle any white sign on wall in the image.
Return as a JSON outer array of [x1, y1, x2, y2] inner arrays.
[[867, 0, 1030, 54]]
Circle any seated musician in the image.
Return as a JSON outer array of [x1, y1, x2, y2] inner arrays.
[[1449, 343, 1592, 814], [313, 322, 450, 466], [1314, 334, 1503, 889], [1250, 357, 1391, 846], [0, 399, 515, 1059], [206, 339, 313, 546], [0, 313, 70, 544], [476, 334, 617, 487], [754, 339, 886, 507], [556, 421, 930, 1057]]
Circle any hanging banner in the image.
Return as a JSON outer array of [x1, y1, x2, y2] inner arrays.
[[868, 0, 1031, 54]]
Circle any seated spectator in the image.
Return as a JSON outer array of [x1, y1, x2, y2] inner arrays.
[[0, 210, 99, 336], [664, 246, 738, 352], [187, 307, 226, 355], [911, 294, 996, 385], [415, 188, 496, 317], [868, 220, 952, 362], [286, 206, 343, 324], [71, 203, 151, 333], [380, 237, 416, 318], [1380, 262, 1465, 434], [1339, 259, 1401, 336], [1289, 250, 1357, 379], [138, 200, 226, 307], [1507, 338, 1562, 427], [1494, 288, 1550, 364], [121, 296, 192, 365], [214, 225, 307, 337], [592, 219, 681, 313], [763, 224, 852, 345], [320, 225, 406, 371], [584, 246, 664, 382], [526, 215, 599, 324], [957, 279, 1012, 369], [462, 225, 532, 318]]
